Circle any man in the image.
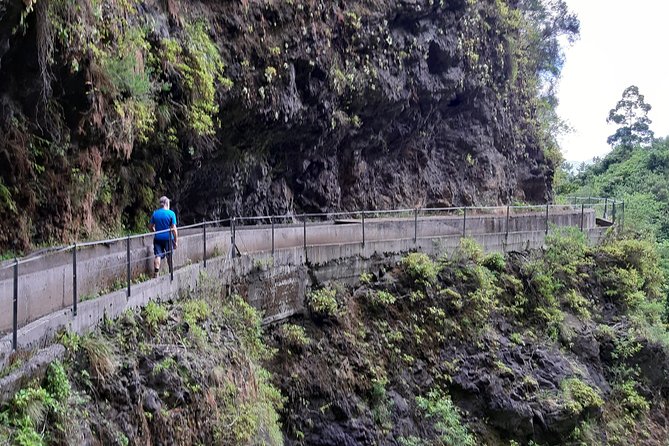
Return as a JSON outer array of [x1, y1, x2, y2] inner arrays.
[[149, 196, 178, 276]]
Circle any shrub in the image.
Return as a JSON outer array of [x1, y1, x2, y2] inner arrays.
[[482, 252, 505, 272], [416, 389, 476, 446], [81, 335, 118, 380], [455, 237, 484, 264], [602, 267, 644, 309], [545, 227, 590, 276], [144, 301, 169, 331], [44, 361, 71, 402], [461, 265, 500, 331], [220, 294, 271, 361], [307, 288, 338, 318], [615, 380, 650, 415], [368, 290, 397, 307], [182, 299, 211, 323], [509, 332, 524, 346], [564, 289, 592, 319], [278, 324, 311, 349], [402, 252, 439, 284], [359, 272, 373, 285], [600, 237, 663, 299], [561, 378, 604, 415]]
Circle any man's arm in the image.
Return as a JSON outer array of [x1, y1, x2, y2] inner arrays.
[[171, 212, 178, 247], [171, 225, 178, 248]]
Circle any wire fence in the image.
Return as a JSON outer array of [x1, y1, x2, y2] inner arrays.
[[0, 198, 622, 351]]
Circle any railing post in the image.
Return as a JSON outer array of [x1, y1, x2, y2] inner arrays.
[[545, 203, 549, 235], [463, 207, 467, 237], [168, 232, 174, 282], [126, 235, 131, 298], [580, 204, 585, 232], [303, 217, 308, 262], [414, 208, 418, 244], [72, 243, 77, 316], [361, 211, 366, 247], [604, 198, 608, 220], [505, 205, 510, 239], [271, 217, 275, 256], [12, 259, 18, 351], [203, 222, 207, 269], [231, 217, 236, 259], [612, 201, 616, 224]]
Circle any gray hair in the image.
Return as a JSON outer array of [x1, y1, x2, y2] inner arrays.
[[159, 196, 170, 207]]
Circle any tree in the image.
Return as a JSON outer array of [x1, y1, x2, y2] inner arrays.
[[607, 85, 654, 148]]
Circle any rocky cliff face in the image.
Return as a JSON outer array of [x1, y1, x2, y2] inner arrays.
[[0, 0, 554, 250]]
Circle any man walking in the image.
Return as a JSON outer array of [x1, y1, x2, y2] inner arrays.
[[149, 196, 178, 276]]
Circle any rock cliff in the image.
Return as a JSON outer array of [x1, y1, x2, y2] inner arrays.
[[0, 0, 561, 250]]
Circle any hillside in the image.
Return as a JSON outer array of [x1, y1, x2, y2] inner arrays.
[[2, 231, 669, 445], [0, 0, 576, 251]]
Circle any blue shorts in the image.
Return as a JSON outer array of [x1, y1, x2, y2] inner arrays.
[[153, 239, 173, 259]]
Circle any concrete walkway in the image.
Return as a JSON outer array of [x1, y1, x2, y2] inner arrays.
[[0, 206, 605, 364]]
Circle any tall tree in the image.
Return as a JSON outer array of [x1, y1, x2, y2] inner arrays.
[[607, 85, 654, 148]]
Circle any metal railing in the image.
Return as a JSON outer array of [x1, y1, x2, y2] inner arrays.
[[1, 198, 622, 351]]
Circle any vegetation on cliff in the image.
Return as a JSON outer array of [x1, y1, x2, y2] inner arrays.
[[0, 0, 578, 253], [267, 231, 669, 445], [1, 229, 668, 444], [0, 274, 284, 445]]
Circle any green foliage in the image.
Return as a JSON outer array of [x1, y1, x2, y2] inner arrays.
[[359, 272, 373, 285], [509, 332, 524, 346], [600, 237, 663, 300], [1, 361, 72, 445], [220, 294, 273, 360], [278, 323, 311, 349], [80, 335, 117, 380], [482, 252, 506, 272], [518, 260, 563, 339], [416, 389, 476, 446], [614, 380, 650, 415], [182, 299, 211, 324], [0, 178, 17, 215], [162, 22, 228, 136], [564, 289, 591, 319], [454, 237, 484, 264], [103, 29, 152, 99], [144, 301, 169, 331], [462, 265, 501, 331], [44, 362, 71, 402], [563, 139, 669, 254], [307, 287, 339, 318], [213, 369, 283, 445], [58, 331, 81, 354], [607, 85, 654, 148], [561, 378, 604, 415], [402, 252, 439, 284], [152, 357, 178, 375], [182, 299, 210, 346], [368, 290, 397, 307], [545, 226, 591, 278]]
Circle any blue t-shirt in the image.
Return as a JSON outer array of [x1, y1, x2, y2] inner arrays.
[[151, 208, 177, 241]]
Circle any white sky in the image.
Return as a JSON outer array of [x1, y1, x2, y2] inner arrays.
[[556, 0, 669, 163]]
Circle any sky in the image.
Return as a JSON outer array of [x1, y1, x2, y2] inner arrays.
[[556, 0, 669, 163]]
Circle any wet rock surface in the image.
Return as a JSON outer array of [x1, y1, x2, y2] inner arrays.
[[0, 0, 551, 250], [266, 244, 669, 445]]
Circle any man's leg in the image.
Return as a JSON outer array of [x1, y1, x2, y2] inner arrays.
[[153, 240, 163, 276]]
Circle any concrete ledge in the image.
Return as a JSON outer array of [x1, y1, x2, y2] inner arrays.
[[0, 344, 66, 404], [0, 218, 607, 370]]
